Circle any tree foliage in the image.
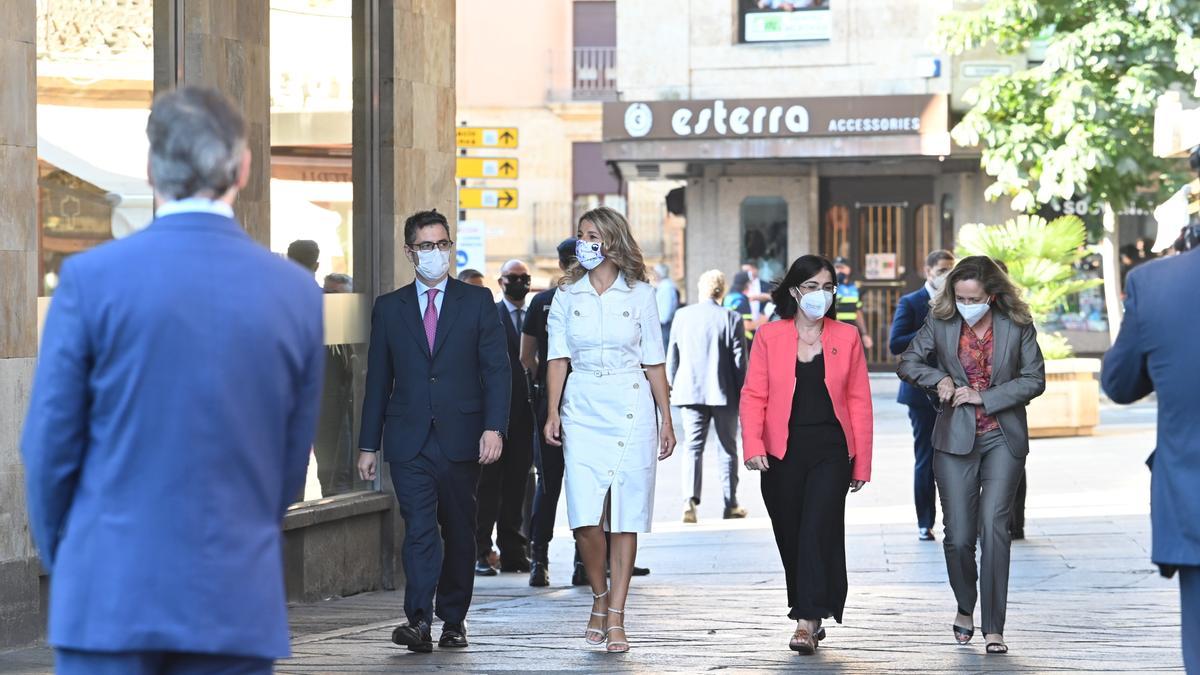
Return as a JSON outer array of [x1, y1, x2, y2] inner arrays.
[[939, 0, 1200, 213]]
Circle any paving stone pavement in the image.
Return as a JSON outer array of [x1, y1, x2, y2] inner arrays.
[[1, 384, 1182, 673]]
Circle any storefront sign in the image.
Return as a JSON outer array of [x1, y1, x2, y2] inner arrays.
[[864, 253, 897, 280], [456, 220, 487, 272], [604, 95, 947, 142]]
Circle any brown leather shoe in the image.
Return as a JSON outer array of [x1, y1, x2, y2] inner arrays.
[[789, 627, 817, 654]]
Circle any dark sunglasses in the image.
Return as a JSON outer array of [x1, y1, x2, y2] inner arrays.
[[503, 274, 531, 284]]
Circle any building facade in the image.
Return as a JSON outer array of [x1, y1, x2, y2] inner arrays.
[[604, 0, 1017, 368], [1, 0, 457, 648]]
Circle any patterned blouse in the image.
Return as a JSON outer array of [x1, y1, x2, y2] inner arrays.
[[958, 321, 1000, 435]]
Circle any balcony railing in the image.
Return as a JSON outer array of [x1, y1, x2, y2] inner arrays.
[[573, 47, 618, 101]]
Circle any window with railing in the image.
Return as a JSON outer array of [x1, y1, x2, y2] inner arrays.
[[573, 47, 617, 100]]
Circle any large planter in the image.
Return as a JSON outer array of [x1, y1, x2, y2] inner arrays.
[[1027, 357, 1101, 438]]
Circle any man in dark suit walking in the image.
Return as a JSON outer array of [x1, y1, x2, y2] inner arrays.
[[358, 210, 510, 652], [1102, 231, 1200, 672], [475, 259, 536, 576], [889, 249, 954, 541], [21, 86, 325, 674]]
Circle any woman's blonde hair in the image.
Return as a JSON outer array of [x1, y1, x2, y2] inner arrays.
[[930, 255, 1033, 325], [697, 269, 726, 300], [560, 206, 648, 286]]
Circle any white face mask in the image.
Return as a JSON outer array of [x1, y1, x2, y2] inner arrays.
[[956, 300, 991, 326], [575, 239, 605, 271], [929, 273, 948, 292], [792, 289, 834, 321], [414, 248, 450, 281]]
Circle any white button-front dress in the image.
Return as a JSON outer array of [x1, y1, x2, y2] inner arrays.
[[547, 271, 665, 533]]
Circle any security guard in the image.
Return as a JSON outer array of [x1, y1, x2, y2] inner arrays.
[[834, 257, 874, 351]]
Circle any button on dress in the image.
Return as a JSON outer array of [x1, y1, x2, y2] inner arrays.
[[547, 272, 665, 533]]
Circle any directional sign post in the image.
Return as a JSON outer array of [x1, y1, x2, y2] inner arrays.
[[458, 187, 518, 210], [456, 157, 519, 179], [456, 127, 519, 149]]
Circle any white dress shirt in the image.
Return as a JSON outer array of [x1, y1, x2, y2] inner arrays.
[[155, 197, 236, 219], [501, 296, 526, 332], [415, 276, 449, 316]]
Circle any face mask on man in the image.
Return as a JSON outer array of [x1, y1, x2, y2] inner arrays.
[[929, 273, 948, 292], [836, 272, 848, 285], [956, 299, 991, 326], [791, 288, 834, 321], [413, 248, 450, 281], [503, 278, 530, 302], [575, 240, 605, 271]]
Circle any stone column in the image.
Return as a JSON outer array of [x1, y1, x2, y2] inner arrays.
[[377, 0, 457, 292], [154, 0, 271, 245], [0, 1, 45, 650]]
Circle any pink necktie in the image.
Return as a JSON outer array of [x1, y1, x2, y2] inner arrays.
[[424, 288, 439, 352]]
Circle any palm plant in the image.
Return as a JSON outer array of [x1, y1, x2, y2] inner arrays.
[[955, 214, 1101, 359]]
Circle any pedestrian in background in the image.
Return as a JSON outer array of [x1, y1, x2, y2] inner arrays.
[[724, 270, 756, 345], [668, 269, 748, 523], [654, 262, 680, 349], [898, 255, 1045, 655], [357, 210, 510, 652], [740, 254, 873, 655], [475, 260, 536, 576], [21, 86, 325, 674], [833, 256, 874, 350], [888, 249, 955, 541], [315, 272, 358, 497], [1102, 231, 1200, 673], [458, 268, 485, 286], [543, 207, 675, 653], [741, 261, 774, 322]]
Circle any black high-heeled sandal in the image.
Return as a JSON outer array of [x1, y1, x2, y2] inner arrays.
[[953, 610, 974, 645]]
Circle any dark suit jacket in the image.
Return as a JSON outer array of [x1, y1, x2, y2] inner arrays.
[[1102, 251, 1200, 568], [20, 212, 324, 658], [897, 312, 1046, 457], [359, 278, 510, 463], [497, 300, 531, 418], [889, 286, 935, 408]]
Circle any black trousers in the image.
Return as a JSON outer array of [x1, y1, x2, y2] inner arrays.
[[760, 430, 850, 622], [907, 403, 938, 530], [476, 404, 534, 562], [529, 390, 563, 562], [389, 433, 481, 627]]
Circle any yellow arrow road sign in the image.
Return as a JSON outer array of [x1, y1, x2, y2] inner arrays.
[[456, 157, 519, 179], [456, 127, 518, 148], [459, 187, 518, 210]]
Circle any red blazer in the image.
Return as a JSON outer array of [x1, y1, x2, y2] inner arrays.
[[740, 317, 873, 483]]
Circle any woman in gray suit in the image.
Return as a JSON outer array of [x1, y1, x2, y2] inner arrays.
[[897, 256, 1045, 655]]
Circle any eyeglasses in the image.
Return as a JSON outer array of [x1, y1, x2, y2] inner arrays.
[[796, 281, 836, 293], [503, 274, 531, 284], [410, 240, 454, 252]]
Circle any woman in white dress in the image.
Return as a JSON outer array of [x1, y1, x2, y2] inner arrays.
[[543, 206, 676, 653]]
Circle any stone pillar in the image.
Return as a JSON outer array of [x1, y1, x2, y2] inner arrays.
[[378, 0, 457, 292], [0, 1, 46, 650], [154, 0, 271, 245]]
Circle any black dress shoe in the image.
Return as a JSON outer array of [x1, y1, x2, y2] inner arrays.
[[571, 563, 588, 586], [529, 561, 549, 587], [919, 527, 936, 541], [391, 621, 433, 653], [631, 565, 650, 576], [499, 557, 531, 573], [475, 556, 498, 576], [438, 623, 468, 649]]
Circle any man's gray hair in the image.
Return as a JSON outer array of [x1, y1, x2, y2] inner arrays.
[[146, 86, 247, 201]]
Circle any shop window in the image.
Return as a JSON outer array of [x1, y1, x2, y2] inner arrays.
[[36, 0, 156, 296], [741, 197, 788, 286]]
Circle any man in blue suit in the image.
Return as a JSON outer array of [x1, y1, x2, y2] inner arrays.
[[21, 87, 325, 674], [889, 249, 955, 541], [357, 210, 510, 652], [1102, 232, 1200, 673]]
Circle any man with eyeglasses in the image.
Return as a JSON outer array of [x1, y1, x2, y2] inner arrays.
[[358, 210, 510, 652], [475, 260, 537, 576]]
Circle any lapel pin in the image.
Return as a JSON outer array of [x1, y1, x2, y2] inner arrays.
[[832, 347, 838, 356]]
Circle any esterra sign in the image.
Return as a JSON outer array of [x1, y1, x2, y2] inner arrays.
[[603, 95, 948, 142]]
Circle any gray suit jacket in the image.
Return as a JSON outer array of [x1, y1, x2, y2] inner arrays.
[[667, 299, 747, 407], [897, 312, 1045, 457]]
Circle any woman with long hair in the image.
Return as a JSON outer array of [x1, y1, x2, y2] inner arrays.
[[898, 255, 1045, 655], [740, 254, 873, 654], [543, 207, 676, 653]]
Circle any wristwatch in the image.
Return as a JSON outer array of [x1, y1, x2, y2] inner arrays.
[[486, 429, 505, 439]]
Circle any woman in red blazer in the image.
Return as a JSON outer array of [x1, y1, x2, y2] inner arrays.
[[740, 254, 873, 654]]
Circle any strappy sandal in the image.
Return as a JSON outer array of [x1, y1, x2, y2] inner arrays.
[[789, 624, 818, 654], [953, 611, 974, 645], [605, 607, 629, 653], [585, 590, 608, 645], [985, 635, 1008, 654]]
